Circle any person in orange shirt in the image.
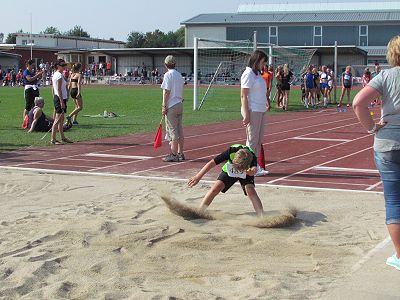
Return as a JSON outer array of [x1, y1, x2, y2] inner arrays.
[[261, 65, 273, 111]]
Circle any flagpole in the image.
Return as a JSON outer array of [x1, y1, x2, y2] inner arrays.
[[30, 13, 33, 59]]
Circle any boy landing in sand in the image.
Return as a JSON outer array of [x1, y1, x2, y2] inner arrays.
[[188, 144, 264, 217]]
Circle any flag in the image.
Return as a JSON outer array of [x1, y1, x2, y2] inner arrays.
[[258, 145, 266, 169], [153, 117, 164, 149]]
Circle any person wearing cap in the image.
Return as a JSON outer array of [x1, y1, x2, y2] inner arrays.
[[50, 59, 73, 145], [161, 55, 185, 162], [22, 59, 45, 125]]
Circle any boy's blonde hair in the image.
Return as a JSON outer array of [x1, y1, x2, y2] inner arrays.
[[386, 35, 400, 67], [232, 149, 252, 171]]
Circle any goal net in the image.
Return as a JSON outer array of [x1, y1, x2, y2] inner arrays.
[[193, 38, 316, 111]]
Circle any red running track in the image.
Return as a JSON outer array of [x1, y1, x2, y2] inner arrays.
[[0, 106, 382, 193]]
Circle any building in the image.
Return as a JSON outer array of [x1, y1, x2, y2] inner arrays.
[[182, 0, 400, 68], [0, 33, 125, 70], [0, 51, 21, 71]]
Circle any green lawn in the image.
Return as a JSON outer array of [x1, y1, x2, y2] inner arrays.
[[0, 85, 358, 152]]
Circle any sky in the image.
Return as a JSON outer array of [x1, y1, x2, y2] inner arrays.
[[0, 0, 263, 42]]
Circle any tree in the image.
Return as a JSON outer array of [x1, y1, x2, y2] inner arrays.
[[126, 31, 145, 48], [175, 27, 185, 47], [5, 29, 23, 44], [41, 26, 61, 35], [65, 26, 90, 38]]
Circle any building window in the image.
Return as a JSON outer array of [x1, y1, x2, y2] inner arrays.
[[22, 40, 27, 45], [313, 26, 322, 46], [359, 25, 368, 46], [269, 26, 278, 45], [88, 56, 95, 64]]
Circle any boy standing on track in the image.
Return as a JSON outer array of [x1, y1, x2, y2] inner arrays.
[[161, 55, 185, 162], [188, 144, 264, 217]]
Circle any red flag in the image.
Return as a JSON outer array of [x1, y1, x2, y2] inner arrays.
[[153, 117, 164, 149], [258, 145, 266, 169], [22, 115, 29, 129]]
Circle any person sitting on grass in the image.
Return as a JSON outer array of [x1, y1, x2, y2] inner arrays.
[[188, 144, 264, 217], [27, 97, 53, 133]]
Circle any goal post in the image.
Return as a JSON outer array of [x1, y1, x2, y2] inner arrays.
[[193, 37, 316, 111]]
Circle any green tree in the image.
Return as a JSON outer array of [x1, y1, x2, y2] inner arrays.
[[41, 26, 61, 35], [175, 27, 185, 47], [5, 29, 23, 44], [126, 31, 145, 48], [65, 26, 90, 38]]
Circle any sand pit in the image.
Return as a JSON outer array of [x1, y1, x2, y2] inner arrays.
[[0, 169, 387, 299], [246, 208, 297, 228]]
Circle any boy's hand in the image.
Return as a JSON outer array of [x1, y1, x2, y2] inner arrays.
[[188, 175, 200, 187], [246, 167, 257, 176]]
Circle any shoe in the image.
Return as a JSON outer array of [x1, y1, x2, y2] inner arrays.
[[386, 254, 400, 270], [66, 116, 73, 126], [255, 165, 269, 177], [162, 153, 179, 162], [337, 104, 342, 107], [177, 153, 185, 161], [282, 106, 286, 111], [72, 120, 79, 125], [50, 140, 63, 145], [61, 138, 74, 143]]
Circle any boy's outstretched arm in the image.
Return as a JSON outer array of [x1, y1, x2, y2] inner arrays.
[[188, 159, 217, 187]]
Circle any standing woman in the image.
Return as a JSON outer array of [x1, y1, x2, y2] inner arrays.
[[274, 65, 283, 108], [22, 60, 44, 125], [51, 59, 72, 145], [280, 64, 294, 111], [353, 35, 400, 271], [66, 63, 83, 125], [338, 65, 353, 107], [241, 49, 269, 176]]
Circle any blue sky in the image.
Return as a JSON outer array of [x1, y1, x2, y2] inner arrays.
[[1, 0, 254, 42]]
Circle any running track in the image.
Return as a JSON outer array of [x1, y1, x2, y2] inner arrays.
[[0, 106, 382, 193]]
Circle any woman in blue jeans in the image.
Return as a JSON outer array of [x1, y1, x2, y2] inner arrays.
[[353, 35, 400, 271]]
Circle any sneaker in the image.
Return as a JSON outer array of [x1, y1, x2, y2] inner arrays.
[[177, 153, 185, 161], [72, 120, 79, 125], [162, 153, 179, 162], [386, 254, 400, 270], [255, 165, 269, 177], [62, 138, 74, 144], [50, 140, 63, 145]]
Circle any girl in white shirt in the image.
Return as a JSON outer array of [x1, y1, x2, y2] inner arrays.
[[240, 49, 269, 176]]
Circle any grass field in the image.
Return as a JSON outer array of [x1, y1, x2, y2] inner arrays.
[[0, 85, 358, 152]]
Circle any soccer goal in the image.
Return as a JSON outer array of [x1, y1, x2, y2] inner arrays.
[[193, 37, 316, 110]]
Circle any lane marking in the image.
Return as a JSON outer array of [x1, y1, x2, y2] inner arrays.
[[291, 137, 351, 142], [312, 166, 379, 174], [283, 178, 370, 187], [366, 181, 382, 191], [0, 166, 383, 195], [351, 236, 391, 273], [267, 145, 373, 184], [84, 153, 152, 160]]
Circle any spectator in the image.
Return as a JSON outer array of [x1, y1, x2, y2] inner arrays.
[[240, 49, 269, 176], [66, 63, 84, 125], [22, 59, 45, 125], [27, 97, 53, 133], [338, 65, 353, 107], [362, 67, 372, 87], [51, 59, 72, 145], [161, 55, 185, 162], [281, 64, 294, 111], [353, 35, 400, 271]]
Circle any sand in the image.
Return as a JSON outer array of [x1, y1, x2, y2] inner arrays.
[[0, 169, 387, 299]]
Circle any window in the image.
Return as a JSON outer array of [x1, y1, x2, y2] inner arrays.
[[269, 26, 278, 44], [88, 56, 95, 64], [22, 40, 27, 45], [359, 25, 368, 46], [313, 26, 322, 46]]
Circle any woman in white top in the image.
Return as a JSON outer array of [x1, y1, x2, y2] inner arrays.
[[51, 59, 72, 145], [241, 49, 269, 176], [353, 35, 400, 271]]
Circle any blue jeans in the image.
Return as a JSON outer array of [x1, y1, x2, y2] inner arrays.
[[374, 150, 400, 224]]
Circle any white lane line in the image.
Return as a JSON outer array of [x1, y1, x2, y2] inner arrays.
[[283, 178, 370, 187], [351, 236, 391, 273], [291, 137, 351, 142], [366, 181, 382, 191], [125, 119, 364, 175], [0, 166, 383, 195], [267, 144, 373, 184], [84, 153, 152, 160], [312, 166, 379, 174], [11, 115, 356, 170]]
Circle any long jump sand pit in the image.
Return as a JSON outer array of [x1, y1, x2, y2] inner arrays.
[[0, 169, 386, 299]]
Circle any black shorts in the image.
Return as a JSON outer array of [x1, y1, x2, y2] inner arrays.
[[24, 88, 40, 111], [70, 88, 81, 99], [343, 85, 352, 89], [217, 171, 255, 195], [53, 95, 67, 114]]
